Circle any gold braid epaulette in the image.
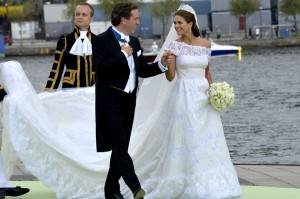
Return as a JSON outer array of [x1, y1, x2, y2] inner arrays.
[[46, 35, 67, 90]]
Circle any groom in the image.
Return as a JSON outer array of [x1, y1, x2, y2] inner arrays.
[[92, 3, 169, 199]]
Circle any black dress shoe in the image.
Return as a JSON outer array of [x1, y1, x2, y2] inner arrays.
[[133, 188, 145, 199], [106, 193, 124, 199], [0, 186, 30, 197]]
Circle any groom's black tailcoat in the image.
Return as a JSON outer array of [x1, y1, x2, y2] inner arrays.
[[93, 27, 163, 152], [93, 26, 163, 194]]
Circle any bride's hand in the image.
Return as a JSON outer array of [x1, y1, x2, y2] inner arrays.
[[164, 51, 176, 82], [167, 54, 175, 65], [161, 50, 174, 67], [161, 51, 170, 67]]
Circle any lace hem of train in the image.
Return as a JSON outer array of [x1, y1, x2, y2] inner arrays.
[[2, 97, 104, 199], [142, 168, 242, 199]]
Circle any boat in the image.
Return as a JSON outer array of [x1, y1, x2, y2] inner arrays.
[[211, 41, 241, 58]]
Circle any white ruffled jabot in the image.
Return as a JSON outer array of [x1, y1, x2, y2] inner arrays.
[[69, 31, 92, 56]]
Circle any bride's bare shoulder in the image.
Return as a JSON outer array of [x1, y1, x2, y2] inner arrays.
[[175, 38, 182, 42], [198, 38, 211, 48]]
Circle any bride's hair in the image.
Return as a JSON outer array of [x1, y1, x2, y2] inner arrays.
[[153, 4, 201, 62], [175, 10, 200, 37]]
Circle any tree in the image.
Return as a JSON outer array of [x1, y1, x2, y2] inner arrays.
[[23, 0, 43, 21], [151, 0, 180, 41], [229, 0, 260, 38], [6, 0, 26, 49], [280, 0, 300, 35], [23, 0, 45, 38], [6, 0, 44, 40], [97, 0, 141, 22]]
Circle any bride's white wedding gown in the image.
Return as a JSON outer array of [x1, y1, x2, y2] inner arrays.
[[0, 41, 242, 199]]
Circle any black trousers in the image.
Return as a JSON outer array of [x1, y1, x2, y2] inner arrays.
[[103, 87, 141, 197]]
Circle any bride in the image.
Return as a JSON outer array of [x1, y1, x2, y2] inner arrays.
[[0, 4, 242, 199]]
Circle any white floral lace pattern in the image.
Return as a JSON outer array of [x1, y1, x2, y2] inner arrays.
[[166, 40, 211, 57]]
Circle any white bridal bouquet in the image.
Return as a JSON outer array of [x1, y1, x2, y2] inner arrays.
[[208, 81, 235, 112]]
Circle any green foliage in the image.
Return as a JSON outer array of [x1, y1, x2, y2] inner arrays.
[[229, 0, 260, 17], [229, 0, 260, 39], [97, 0, 141, 21], [5, 0, 23, 22], [280, 0, 300, 16], [65, 0, 87, 22], [151, 0, 181, 40], [6, 0, 43, 22], [280, 0, 300, 34], [23, 0, 43, 21], [151, 0, 180, 19]]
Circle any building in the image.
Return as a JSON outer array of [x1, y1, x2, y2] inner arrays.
[[43, 0, 284, 39], [43, 0, 212, 39], [211, 0, 272, 37], [0, 0, 43, 40], [1, 0, 299, 41], [43, 3, 73, 40]]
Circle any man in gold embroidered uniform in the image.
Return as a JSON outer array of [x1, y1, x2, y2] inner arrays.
[[0, 86, 30, 198], [45, 2, 96, 90]]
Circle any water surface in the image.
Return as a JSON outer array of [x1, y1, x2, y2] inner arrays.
[[1, 46, 300, 164]]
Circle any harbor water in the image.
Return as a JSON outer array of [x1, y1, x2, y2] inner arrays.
[[1, 46, 300, 164]]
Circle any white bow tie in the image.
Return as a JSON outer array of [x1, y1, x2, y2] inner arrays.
[[70, 31, 92, 56]]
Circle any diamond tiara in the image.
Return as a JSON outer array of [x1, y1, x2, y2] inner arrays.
[[177, 4, 196, 16], [177, 4, 199, 28]]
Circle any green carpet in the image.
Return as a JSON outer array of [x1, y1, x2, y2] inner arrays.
[[6, 181, 56, 199], [6, 182, 300, 199], [241, 186, 300, 199]]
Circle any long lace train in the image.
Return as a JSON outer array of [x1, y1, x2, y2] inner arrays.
[[0, 61, 242, 199]]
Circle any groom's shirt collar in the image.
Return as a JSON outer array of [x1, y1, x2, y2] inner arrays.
[[111, 27, 135, 93], [112, 27, 130, 43]]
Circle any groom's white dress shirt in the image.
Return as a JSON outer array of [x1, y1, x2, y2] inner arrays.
[[112, 27, 167, 93]]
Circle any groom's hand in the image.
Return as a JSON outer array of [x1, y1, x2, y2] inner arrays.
[[121, 44, 133, 57]]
